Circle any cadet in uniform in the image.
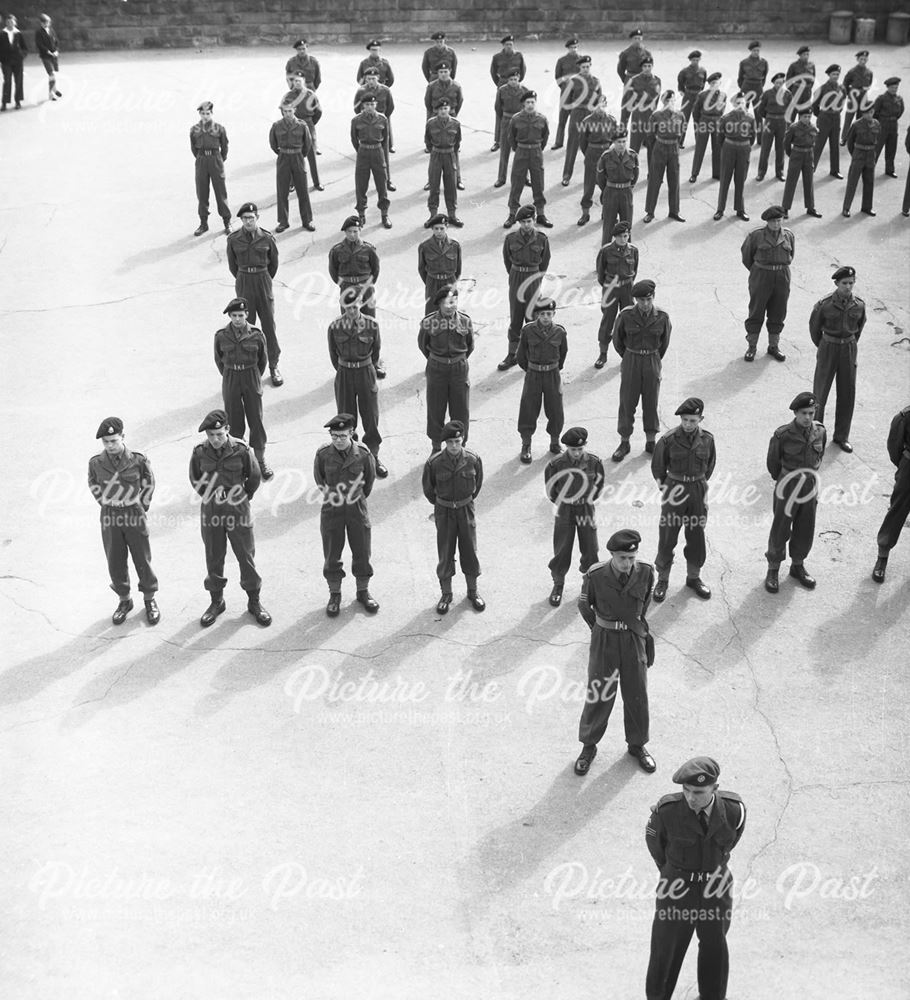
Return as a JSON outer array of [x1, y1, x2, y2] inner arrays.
[[617, 29, 653, 127], [88, 417, 159, 626], [418, 285, 474, 450], [422, 31, 458, 81], [740, 205, 794, 362], [424, 98, 463, 226], [424, 61, 463, 120], [873, 77, 904, 176], [190, 101, 231, 237], [351, 93, 392, 229], [214, 297, 272, 480], [35, 13, 62, 102], [842, 104, 880, 217], [810, 265, 866, 453], [713, 92, 755, 221], [283, 74, 324, 190], [285, 38, 321, 90], [313, 414, 379, 617], [354, 68, 395, 190], [575, 528, 656, 776], [612, 279, 672, 462], [505, 90, 552, 228], [418, 215, 462, 315], [596, 127, 639, 246], [812, 65, 845, 178], [785, 45, 816, 119], [644, 90, 686, 223], [576, 95, 617, 225], [650, 398, 715, 603], [595, 222, 638, 370], [560, 55, 602, 184], [645, 756, 746, 1000], [499, 205, 551, 369], [755, 73, 789, 181], [840, 50, 873, 145], [489, 34, 525, 150], [189, 409, 271, 628], [873, 405, 910, 582], [688, 72, 725, 182], [553, 37, 581, 149], [626, 58, 661, 161], [269, 103, 315, 233], [494, 70, 525, 186], [358, 40, 394, 88], [676, 50, 706, 147], [516, 298, 568, 463], [422, 420, 485, 614], [226, 202, 282, 387], [328, 216, 384, 376], [328, 291, 388, 478], [782, 108, 821, 218], [764, 391, 826, 593], [737, 40, 768, 126], [544, 426, 604, 606]]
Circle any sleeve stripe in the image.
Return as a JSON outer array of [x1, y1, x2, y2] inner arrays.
[[734, 802, 746, 830]]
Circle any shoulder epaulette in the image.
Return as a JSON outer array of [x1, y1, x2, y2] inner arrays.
[[773, 423, 791, 439], [654, 792, 684, 810], [585, 560, 609, 576]]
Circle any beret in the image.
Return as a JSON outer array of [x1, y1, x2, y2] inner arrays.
[[197, 100, 213, 112], [675, 397, 704, 416], [797, 106, 812, 116], [427, 213, 449, 227], [440, 420, 465, 440], [640, 57, 653, 67], [607, 528, 640, 553], [96, 416, 123, 439], [565, 38, 578, 47], [363, 66, 380, 76], [885, 77, 901, 86], [748, 40, 761, 49], [501, 34, 513, 44], [507, 67, 521, 76], [199, 409, 228, 432], [431, 31, 446, 40], [325, 413, 356, 431], [433, 283, 457, 305], [832, 266, 856, 281], [341, 215, 362, 231], [236, 202, 258, 217], [733, 91, 745, 101], [797, 45, 810, 55], [293, 38, 308, 47], [561, 426, 588, 446], [532, 297, 557, 315], [366, 39, 381, 48], [576, 55, 592, 66], [672, 756, 720, 786], [761, 205, 785, 220], [688, 50, 701, 59], [435, 98, 451, 109], [223, 297, 248, 314], [661, 89, 675, 102], [826, 64, 841, 74], [707, 71, 722, 83], [360, 92, 378, 102], [437, 61, 450, 70], [612, 126, 628, 139], [789, 391, 817, 411], [521, 89, 537, 101], [771, 72, 785, 83], [612, 221, 631, 235], [629, 28, 642, 38], [516, 205, 536, 221], [632, 279, 655, 297], [856, 50, 869, 58]]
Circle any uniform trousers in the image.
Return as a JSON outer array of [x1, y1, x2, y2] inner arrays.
[[508, 149, 546, 213], [195, 153, 231, 223], [426, 357, 470, 444], [434, 502, 480, 587], [617, 352, 662, 438], [757, 117, 786, 176], [877, 459, 910, 554], [321, 503, 373, 591], [598, 283, 632, 353], [517, 369, 564, 442], [427, 149, 457, 216], [745, 267, 789, 347], [843, 153, 875, 212], [222, 368, 266, 453], [782, 149, 816, 211], [276, 151, 312, 226], [201, 505, 260, 594], [235, 272, 279, 369], [690, 121, 722, 179], [549, 503, 599, 583], [715, 142, 750, 214], [766, 473, 818, 565], [355, 147, 390, 214], [813, 113, 841, 174], [496, 115, 515, 184], [645, 142, 680, 215], [813, 337, 857, 442], [100, 506, 158, 598], [578, 627, 649, 746], [334, 366, 381, 453], [507, 269, 544, 350], [601, 186, 634, 247], [655, 480, 708, 578]]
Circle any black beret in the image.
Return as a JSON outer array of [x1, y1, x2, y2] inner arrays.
[[565, 38, 578, 47], [440, 420, 465, 440], [325, 413, 356, 431], [675, 397, 704, 416], [826, 64, 841, 74], [797, 106, 812, 116], [856, 50, 869, 58], [832, 266, 856, 281], [707, 71, 722, 83], [197, 100, 213, 112], [436, 61, 450, 70], [688, 50, 702, 59], [672, 756, 720, 785], [501, 34, 513, 44], [427, 213, 448, 227], [341, 215, 362, 231], [606, 528, 641, 553], [236, 202, 258, 217], [640, 57, 653, 67], [532, 297, 557, 315], [223, 297, 248, 314], [797, 45, 810, 55], [885, 77, 901, 86], [360, 92, 378, 102], [433, 283, 457, 305], [199, 409, 228, 432], [661, 89, 675, 102], [435, 98, 451, 109], [431, 31, 446, 40], [771, 72, 785, 83], [612, 126, 628, 139], [561, 427, 588, 446], [629, 28, 642, 38], [516, 205, 536, 221], [366, 39, 381, 48], [789, 391, 817, 412], [761, 204, 785, 220], [748, 40, 761, 50], [520, 89, 537, 101], [96, 416, 123, 439], [612, 221, 631, 235], [363, 66, 380, 76], [293, 38, 308, 47], [631, 279, 655, 297], [576, 55, 592, 66], [732, 91, 745, 101]]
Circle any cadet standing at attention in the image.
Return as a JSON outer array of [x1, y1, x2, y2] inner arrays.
[[189, 410, 271, 628], [88, 417, 159, 626], [424, 98, 463, 227], [873, 404, 910, 582], [764, 392, 826, 594], [489, 34, 525, 151], [781, 107, 821, 219], [575, 528, 656, 776], [313, 414, 379, 617], [494, 69, 525, 187], [688, 72, 726, 182], [354, 67, 395, 190], [422, 421, 485, 615], [505, 90, 552, 228], [617, 28, 653, 127], [544, 426, 604, 607], [594, 220, 638, 369], [650, 398, 715, 603], [560, 54, 603, 185], [596, 127, 639, 246], [785, 44, 816, 119], [351, 93, 392, 229], [676, 50, 706, 147], [842, 104, 880, 217], [840, 50, 872, 145], [269, 103, 315, 233], [873, 77, 904, 177], [417, 215, 462, 315], [499, 205, 551, 370], [283, 74, 324, 190], [812, 64, 845, 178], [226, 203, 282, 387], [740, 204, 793, 362], [737, 40, 768, 127], [516, 297, 568, 464], [755, 73, 789, 182], [358, 39, 394, 89], [328, 216, 385, 377], [552, 37, 581, 149], [643, 90, 686, 223], [575, 94, 617, 226], [190, 101, 231, 237], [422, 31, 458, 81], [285, 38, 321, 90], [713, 92, 756, 222]]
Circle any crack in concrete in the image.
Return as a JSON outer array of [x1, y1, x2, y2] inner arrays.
[[657, 635, 712, 675], [0, 279, 225, 315]]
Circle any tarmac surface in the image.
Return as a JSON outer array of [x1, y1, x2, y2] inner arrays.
[[1, 37, 909, 1000]]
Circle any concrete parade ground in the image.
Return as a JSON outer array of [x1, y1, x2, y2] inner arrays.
[[1, 36, 908, 999]]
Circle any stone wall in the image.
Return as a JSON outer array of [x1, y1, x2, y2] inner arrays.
[[8, 0, 902, 50]]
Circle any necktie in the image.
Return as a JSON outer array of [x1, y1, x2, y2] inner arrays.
[[698, 810, 709, 833], [619, 572, 629, 586]]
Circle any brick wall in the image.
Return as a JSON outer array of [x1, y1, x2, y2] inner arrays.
[[8, 0, 901, 50]]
